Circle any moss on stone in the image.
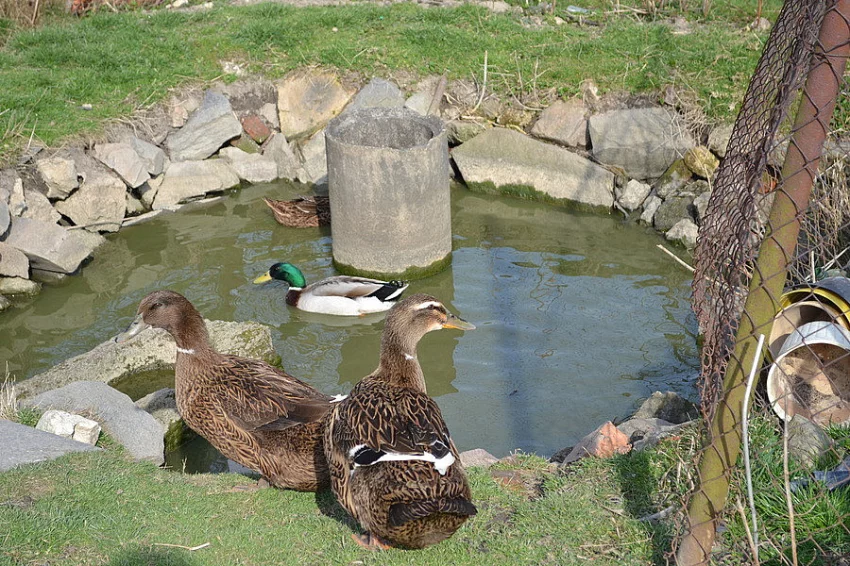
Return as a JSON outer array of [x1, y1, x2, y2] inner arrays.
[[164, 419, 195, 453], [333, 252, 453, 281], [463, 180, 612, 214]]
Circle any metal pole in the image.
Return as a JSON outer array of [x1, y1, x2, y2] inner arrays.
[[676, 2, 850, 563]]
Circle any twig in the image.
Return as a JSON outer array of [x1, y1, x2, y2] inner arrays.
[[741, 333, 765, 564], [30, 0, 41, 26], [735, 496, 759, 565], [152, 542, 210, 551], [426, 74, 448, 117], [471, 51, 488, 113], [656, 244, 695, 273], [638, 504, 676, 522], [782, 414, 798, 566]]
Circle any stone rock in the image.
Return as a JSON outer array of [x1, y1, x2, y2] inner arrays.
[[126, 193, 146, 216], [54, 167, 126, 232], [0, 276, 40, 296], [36, 409, 102, 445], [693, 191, 711, 223], [229, 133, 261, 154], [35, 156, 79, 200], [129, 136, 167, 176], [404, 75, 443, 116], [666, 218, 699, 248], [446, 120, 487, 145], [0, 242, 29, 278], [276, 70, 353, 139], [93, 143, 150, 188], [259, 102, 280, 131], [0, 199, 8, 237], [0, 419, 99, 472], [0, 295, 10, 312], [654, 159, 693, 199], [452, 128, 615, 208], [788, 414, 833, 468], [617, 417, 688, 452], [653, 196, 694, 232], [122, 209, 167, 227], [560, 421, 631, 465], [241, 114, 272, 144], [24, 381, 164, 464], [1, 170, 26, 216], [168, 89, 203, 129], [219, 147, 278, 184], [166, 90, 242, 162], [708, 122, 734, 158], [135, 388, 190, 452], [153, 160, 240, 210], [21, 189, 61, 224], [264, 133, 304, 180], [138, 175, 162, 209], [220, 78, 277, 119], [298, 129, 328, 187], [2, 217, 98, 273], [684, 146, 719, 179], [530, 98, 588, 148], [459, 448, 499, 469], [616, 179, 652, 211], [640, 194, 662, 225], [17, 319, 278, 399], [589, 108, 695, 180], [344, 78, 405, 114], [633, 391, 699, 424]]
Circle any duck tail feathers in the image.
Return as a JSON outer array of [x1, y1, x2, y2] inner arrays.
[[367, 280, 409, 302]]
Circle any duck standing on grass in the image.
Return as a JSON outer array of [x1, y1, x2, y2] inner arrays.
[[115, 290, 334, 491], [253, 262, 409, 316], [324, 294, 477, 549]]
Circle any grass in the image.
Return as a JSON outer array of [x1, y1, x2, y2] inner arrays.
[[0, 447, 681, 566], [0, 0, 781, 162]]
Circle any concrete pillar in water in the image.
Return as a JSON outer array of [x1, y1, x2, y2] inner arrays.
[[325, 107, 451, 279]]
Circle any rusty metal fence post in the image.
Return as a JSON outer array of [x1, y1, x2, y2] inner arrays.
[[677, 2, 850, 564]]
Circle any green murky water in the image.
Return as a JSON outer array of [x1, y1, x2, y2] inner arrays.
[[1, 182, 698, 467]]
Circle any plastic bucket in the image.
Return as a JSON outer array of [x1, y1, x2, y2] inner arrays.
[[768, 301, 845, 359], [779, 276, 850, 326], [766, 320, 850, 426]]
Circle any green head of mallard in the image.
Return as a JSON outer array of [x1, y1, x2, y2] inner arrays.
[[253, 262, 308, 289]]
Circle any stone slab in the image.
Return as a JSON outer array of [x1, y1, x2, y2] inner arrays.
[[2, 217, 98, 273], [166, 90, 242, 162], [35, 156, 79, 200], [54, 167, 126, 232], [0, 242, 28, 278], [276, 70, 352, 139], [0, 419, 99, 472], [152, 160, 240, 210]]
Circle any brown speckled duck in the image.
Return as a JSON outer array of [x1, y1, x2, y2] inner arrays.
[[323, 294, 477, 549], [116, 290, 334, 491], [263, 196, 330, 228]]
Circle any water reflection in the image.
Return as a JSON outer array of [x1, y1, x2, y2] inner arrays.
[[1, 181, 698, 465]]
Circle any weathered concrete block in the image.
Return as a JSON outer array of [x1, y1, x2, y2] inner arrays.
[[166, 90, 242, 161], [451, 127, 614, 208], [327, 107, 451, 278]]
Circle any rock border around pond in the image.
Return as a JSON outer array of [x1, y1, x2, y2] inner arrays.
[[0, 68, 745, 311]]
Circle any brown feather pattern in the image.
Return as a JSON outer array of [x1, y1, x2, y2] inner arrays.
[[264, 196, 330, 228]]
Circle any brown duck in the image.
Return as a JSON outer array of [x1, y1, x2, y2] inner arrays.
[[324, 293, 477, 549], [263, 196, 330, 228], [116, 290, 334, 491]]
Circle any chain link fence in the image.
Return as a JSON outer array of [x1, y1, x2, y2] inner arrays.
[[676, 0, 850, 563]]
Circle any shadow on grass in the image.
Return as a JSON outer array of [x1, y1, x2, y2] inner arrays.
[[612, 450, 676, 566], [107, 546, 198, 566], [314, 488, 363, 537]]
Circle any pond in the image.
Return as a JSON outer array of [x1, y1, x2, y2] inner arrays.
[[1, 181, 699, 469]]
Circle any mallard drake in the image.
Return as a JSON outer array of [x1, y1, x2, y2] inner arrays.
[[253, 262, 409, 316], [115, 290, 335, 491], [263, 196, 330, 228], [324, 293, 477, 549]]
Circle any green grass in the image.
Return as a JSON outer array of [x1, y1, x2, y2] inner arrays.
[[0, 447, 675, 566], [0, 1, 779, 161]]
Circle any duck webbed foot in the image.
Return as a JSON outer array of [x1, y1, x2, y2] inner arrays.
[[351, 532, 393, 550]]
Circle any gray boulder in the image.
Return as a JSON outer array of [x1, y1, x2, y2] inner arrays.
[[166, 90, 242, 162], [135, 388, 191, 452], [17, 319, 278, 399], [640, 194, 662, 225], [530, 98, 587, 148], [0, 242, 29, 278], [129, 136, 167, 176], [459, 448, 499, 468], [708, 122, 734, 158], [297, 130, 328, 187], [452, 128, 614, 208], [654, 159, 693, 199], [653, 196, 694, 232], [0, 296, 10, 312], [219, 78, 277, 119], [138, 176, 162, 209], [21, 189, 61, 225], [666, 218, 699, 249], [276, 69, 353, 139], [0, 419, 99, 472], [617, 417, 688, 452], [94, 142, 150, 188], [693, 191, 711, 223], [616, 179, 651, 211], [219, 147, 278, 184], [263, 133, 304, 180], [259, 102, 280, 130], [126, 193, 145, 216], [345, 78, 405, 114], [788, 414, 833, 468], [3, 217, 99, 273], [446, 120, 487, 146], [23, 381, 164, 465], [1, 170, 25, 216], [404, 75, 443, 116], [0, 199, 8, 237], [152, 160, 240, 210], [35, 156, 79, 200], [0, 276, 40, 296], [633, 391, 699, 424], [589, 108, 695, 180], [54, 166, 126, 232]]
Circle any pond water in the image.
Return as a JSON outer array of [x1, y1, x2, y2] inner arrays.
[[1, 181, 699, 469]]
